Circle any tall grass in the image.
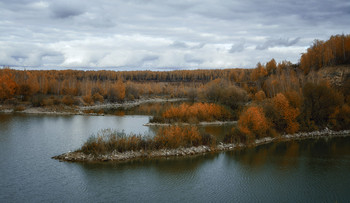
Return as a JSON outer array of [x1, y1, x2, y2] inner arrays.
[[79, 127, 217, 155]]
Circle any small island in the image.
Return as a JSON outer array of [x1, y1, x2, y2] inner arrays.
[[52, 127, 350, 162]]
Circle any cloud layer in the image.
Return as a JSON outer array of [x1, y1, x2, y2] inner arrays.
[[0, 0, 349, 70]]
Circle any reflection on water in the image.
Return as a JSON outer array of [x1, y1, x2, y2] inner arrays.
[[227, 138, 350, 171], [1, 113, 350, 202], [78, 152, 220, 175]]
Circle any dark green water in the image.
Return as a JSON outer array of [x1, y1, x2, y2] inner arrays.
[[1, 113, 350, 202]]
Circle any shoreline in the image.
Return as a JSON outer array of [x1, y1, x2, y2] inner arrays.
[[80, 98, 186, 110], [144, 121, 237, 126], [0, 98, 186, 116], [52, 128, 350, 163]]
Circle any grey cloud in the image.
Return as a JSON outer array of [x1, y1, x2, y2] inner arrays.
[[40, 52, 65, 65], [138, 55, 159, 66], [142, 55, 159, 62], [0, 0, 349, 69], [50, 1, 85, 19], [256, 37, 301, 50], [170, 41, 189, 49], [171, 41, 205, 50], [229, 40, 245, 53], [184, 54, 204, 64], [191, 43, 206, 49], [11, 55, 27, 63]]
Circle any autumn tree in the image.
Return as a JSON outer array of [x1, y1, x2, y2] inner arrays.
[[301, 82, 344, 128], [329, 104, 350, 130], [254, 90, 266, 102], [159, 103, 232, 123], [237, 106, 271, 141], [271, 93, 300, 134], [0, 69, 17, 101], [107, 80, 125, 102], [299, 34, 350, 74], [266, 58, 277, 75], [219, 85, 248, 111]]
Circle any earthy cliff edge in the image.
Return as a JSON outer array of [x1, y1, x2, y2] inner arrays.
[[52, 128, 350, 163]]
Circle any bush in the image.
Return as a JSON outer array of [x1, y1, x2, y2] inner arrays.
[[92, 93, 104, 103], [31, 95, 45, 107], [14, 105, 26, 112], [200, 133, 217, 146], [154, 126, 201, 148], [223, 127, 247, 144], [83, 95, 93, 105], [62, 95, 74, 106]]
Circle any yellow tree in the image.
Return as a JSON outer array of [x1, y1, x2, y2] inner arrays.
[[266, 58, 277, 75], [0, 69, 17, 100], [115, 79, 125, 101], [272, 93, 300, 133]]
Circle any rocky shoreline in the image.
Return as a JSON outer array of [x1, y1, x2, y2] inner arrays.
[[52, 128, 350, 163]]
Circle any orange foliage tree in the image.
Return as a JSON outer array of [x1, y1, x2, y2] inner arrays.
[[238, 106, 271, 141], [0, 69, 17, 101], [108, 79, 125, 102], [272, 93, 300, 134], [161, 103, 232, 123], [300, 34, 350, 74]]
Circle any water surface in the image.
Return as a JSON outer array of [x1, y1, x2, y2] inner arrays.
[[1, 113, 350, 202]]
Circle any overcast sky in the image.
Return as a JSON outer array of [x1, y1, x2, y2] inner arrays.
[[0, 0, 349, 70]]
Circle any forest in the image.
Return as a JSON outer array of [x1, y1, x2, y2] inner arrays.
[[1, 34, 350, 149]]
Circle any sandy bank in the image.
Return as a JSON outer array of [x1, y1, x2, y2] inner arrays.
[[52, 128, 350, 163]]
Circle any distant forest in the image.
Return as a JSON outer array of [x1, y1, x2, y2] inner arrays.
[[1, 34, 350, 136]]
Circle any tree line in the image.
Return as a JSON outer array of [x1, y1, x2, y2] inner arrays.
[[0, 34, 349, 135]]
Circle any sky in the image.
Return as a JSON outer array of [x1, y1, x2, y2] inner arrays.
[[0, 0, 349, 71]]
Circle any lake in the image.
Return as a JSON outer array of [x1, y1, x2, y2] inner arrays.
[[1, 113, 350, 202]]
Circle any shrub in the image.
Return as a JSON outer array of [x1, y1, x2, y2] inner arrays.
[[31, 95, 45, 107], [83, 95, 93, 105], [92, 93, 104, 103], [62, 95, 74, 106], [200, 133, 217, 146], [223, 127, 247, 144], [154, 125, 201, 148]]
